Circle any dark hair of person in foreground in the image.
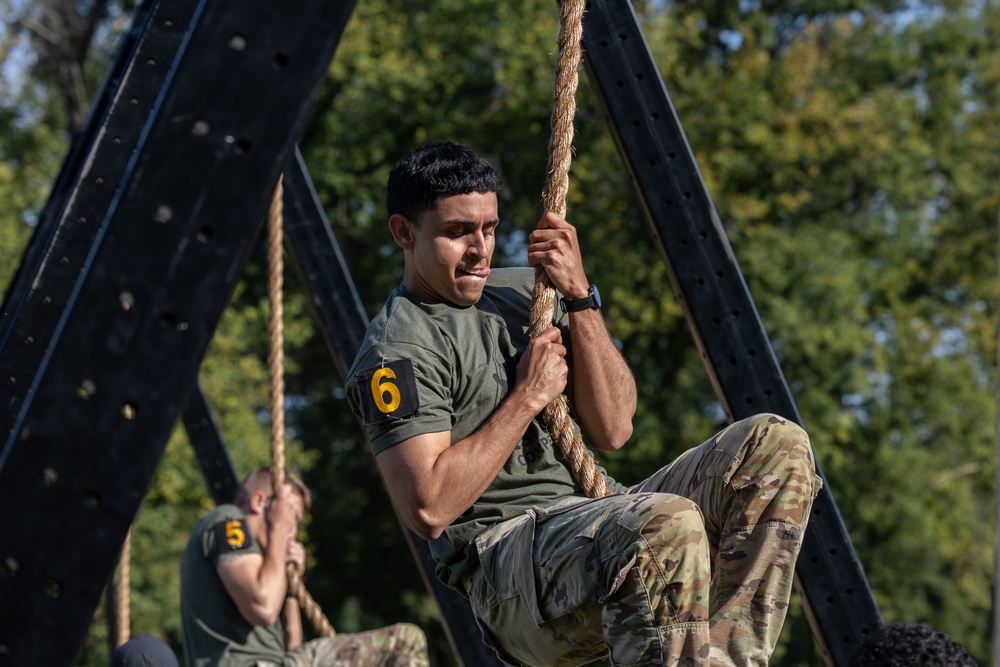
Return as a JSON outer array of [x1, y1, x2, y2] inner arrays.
[[848, 622, 978, 667]]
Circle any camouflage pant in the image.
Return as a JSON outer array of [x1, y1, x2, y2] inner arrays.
[[278, 623, 429, 667], [465, 414, 821, 667]]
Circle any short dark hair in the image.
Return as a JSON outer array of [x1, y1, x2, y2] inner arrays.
[[111, 634, 178, 667], [387, 141, 500, 222], [848, 622, 976, 667]]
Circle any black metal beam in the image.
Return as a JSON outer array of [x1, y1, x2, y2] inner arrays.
[[0, 0, 198, 437], [181, 385, 239, 506], [0, 0, 161, 339], [282, 147, 370, 381], [0, 0, 355, 663], [581, 1, 882, 664], [282, 146, 502, 667], [0, 0, 158, 348]]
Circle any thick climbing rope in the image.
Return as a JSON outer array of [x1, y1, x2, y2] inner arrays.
[[111, 527, 131, 650], [266, 176, 336, 638], [529, 0, 610, 499]]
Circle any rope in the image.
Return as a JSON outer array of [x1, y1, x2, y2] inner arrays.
[[113, 527, 131, 649], [530, 0, 610, 499], [268, 176, 287, 495], [266, 176, 336, 638]]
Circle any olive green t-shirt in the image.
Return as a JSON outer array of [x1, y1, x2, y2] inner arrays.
[[180, 504, 287, 667], [346, 267, 622, 590]]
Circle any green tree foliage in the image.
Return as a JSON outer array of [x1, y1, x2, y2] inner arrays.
[[0, 0, 996, 664]]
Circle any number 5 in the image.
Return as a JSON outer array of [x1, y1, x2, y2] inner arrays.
[[225, 520, 245, 548]]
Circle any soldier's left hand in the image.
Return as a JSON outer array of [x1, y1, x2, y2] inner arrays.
[[527, 211, 590, 300]]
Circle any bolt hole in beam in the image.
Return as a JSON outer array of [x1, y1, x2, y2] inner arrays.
[[273, 51, 290, 68], [122, 402, 138, 420], [1, 557, 18, 578], [38, 467, 58, 487], [153, 204, 173, 223], [160, 312, 189, 331], [119, 291, 135, 311], [44, 579, 61, 598], [77, 378, 97, 399], [223, 135, 254, 154]]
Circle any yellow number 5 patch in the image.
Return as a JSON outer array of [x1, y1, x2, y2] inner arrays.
[[225, 520, 245, 548], [214, 518, 251, 553], [356, 359, 419, 425]]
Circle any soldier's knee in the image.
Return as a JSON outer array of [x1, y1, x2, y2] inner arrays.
[[610, 495, 711, 622], [391, 623, 428, 651], [746, 413, 816, 478], [639, 495, 709, 555], [737, 414, 821, 527]]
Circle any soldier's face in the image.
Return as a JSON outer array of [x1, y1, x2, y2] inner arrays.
[[399, 192, 499, 307]]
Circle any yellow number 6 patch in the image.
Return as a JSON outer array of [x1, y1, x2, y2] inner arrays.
[[356, 359, 419, 425], [371, 367, 402, 413]]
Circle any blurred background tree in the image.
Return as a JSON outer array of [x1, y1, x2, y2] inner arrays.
[[1, 0, 996, 664]]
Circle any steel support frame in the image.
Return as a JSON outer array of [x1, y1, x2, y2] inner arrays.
[[0, 0, 355, 663], [0, 0, 883, 665], [581, 1, 882, 664]]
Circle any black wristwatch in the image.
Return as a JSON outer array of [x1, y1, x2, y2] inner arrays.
[[561, 284, 601, 312]]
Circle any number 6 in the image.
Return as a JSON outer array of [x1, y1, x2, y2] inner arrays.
[[371, 367, 401, 414]]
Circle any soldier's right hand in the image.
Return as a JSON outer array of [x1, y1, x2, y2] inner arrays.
[[266, 486, 302, 540], [516, 326, 568, 411]]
